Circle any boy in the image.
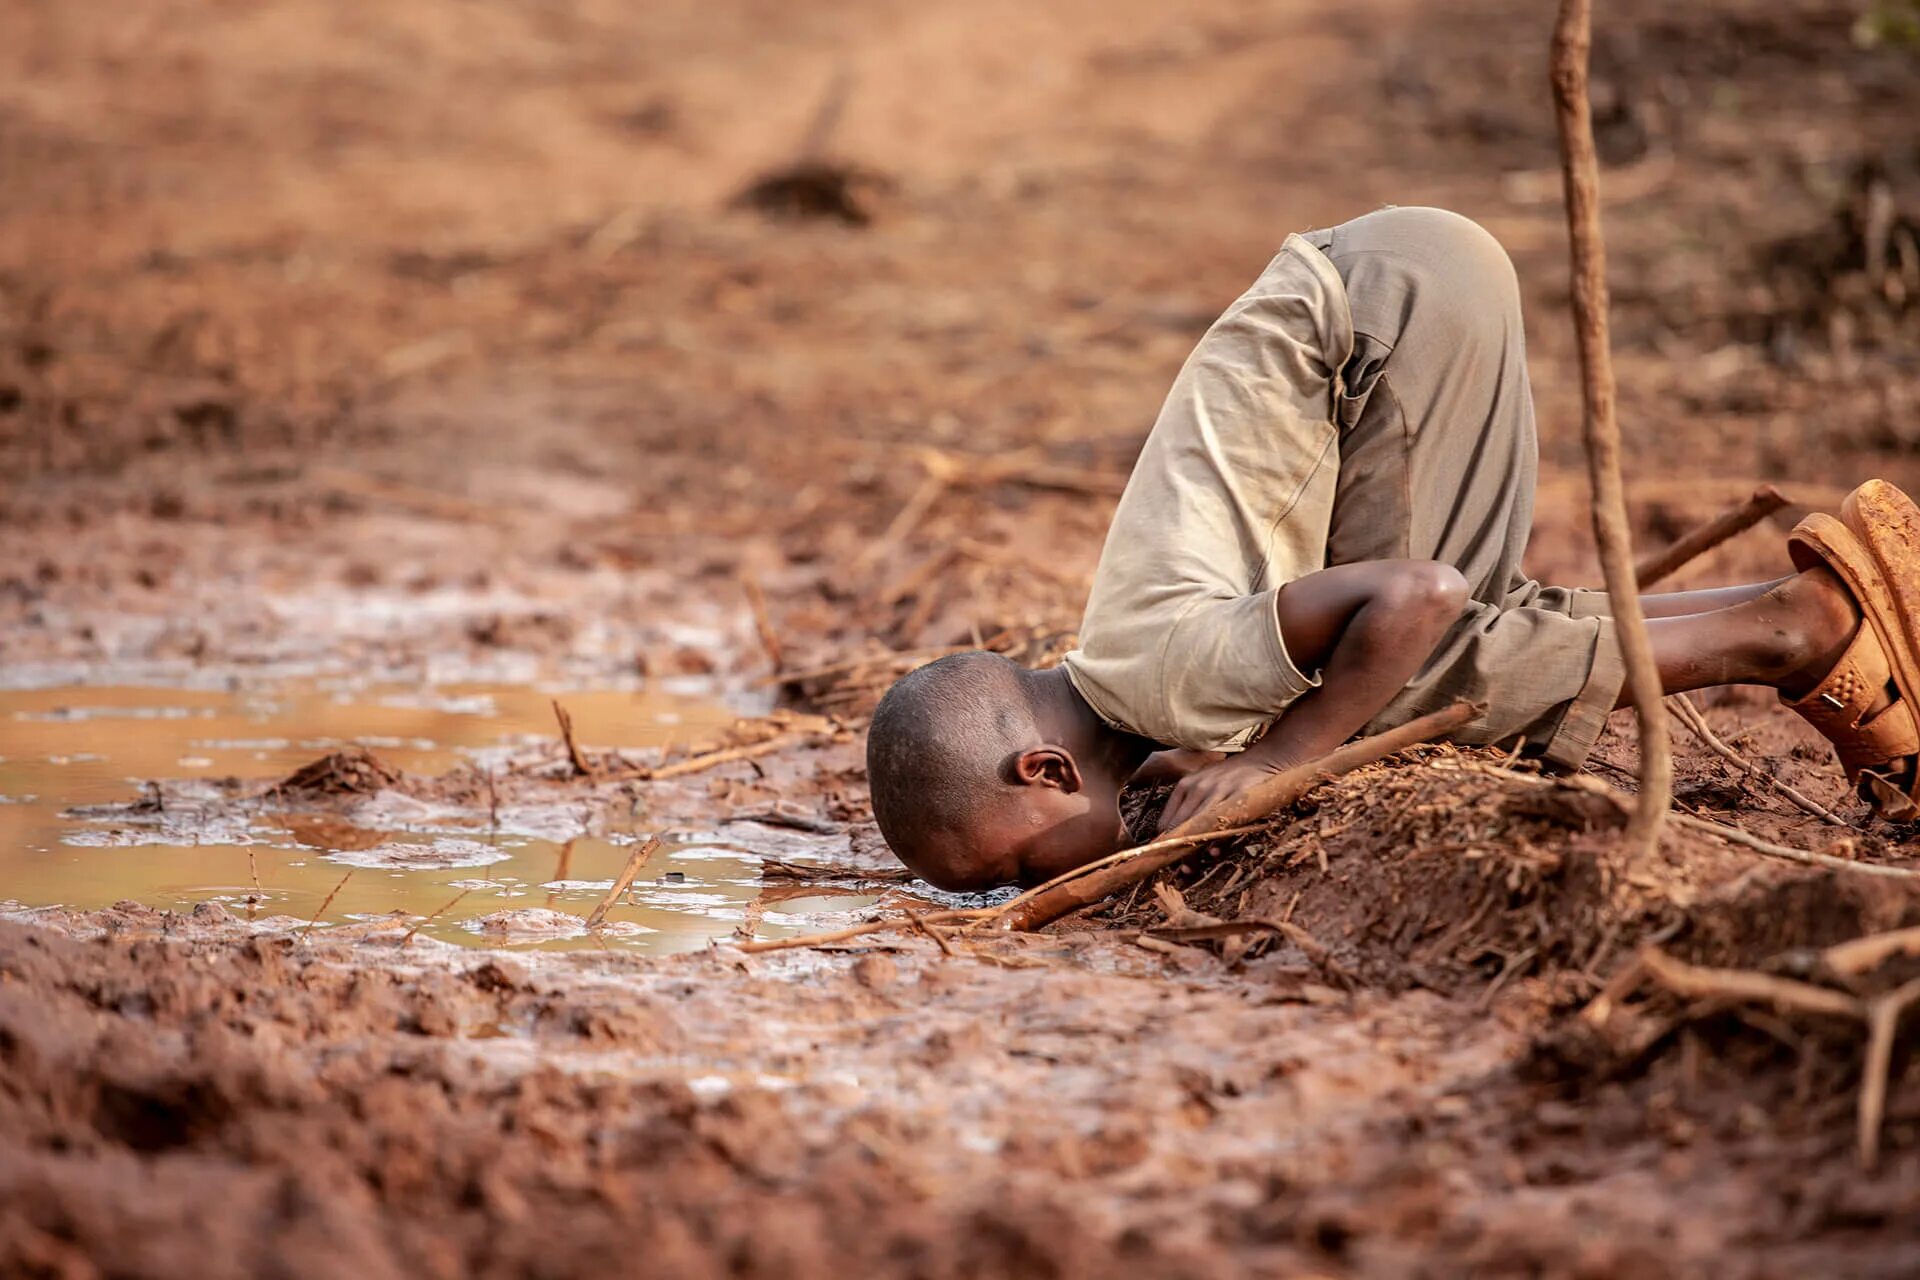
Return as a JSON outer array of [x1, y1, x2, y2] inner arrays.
[[866, 206, 1920, 891]]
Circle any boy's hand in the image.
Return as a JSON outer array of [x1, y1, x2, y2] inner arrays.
[[1156, 755, 1277, 833], [1130, 747, 1224, 786], [1154, 559, 1473, 835]]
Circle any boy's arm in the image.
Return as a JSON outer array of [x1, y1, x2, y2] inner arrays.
[[1156, 559, 1470, 832]]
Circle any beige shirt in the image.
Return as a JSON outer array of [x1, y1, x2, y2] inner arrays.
[[1061, 234, 1355, 750]]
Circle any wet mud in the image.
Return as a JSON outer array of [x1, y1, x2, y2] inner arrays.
[[6, 0, 1920, 1272]]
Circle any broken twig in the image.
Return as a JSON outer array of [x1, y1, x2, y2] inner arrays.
[[399, 888, 472, 946], [297, 871, 354, 943], [1638, 942, 1920, 1169], [973, 823, 1274, 935], [644, 735, 802, 781], [1860, 975, 1920, 1170], [762, 646, 966, 688], [734, 907, 993, 954], [741, 573, 785, 672], [1671, 813, 1920, 881], [1640, 946, 1864, 1020], [907, 909, 957, 958], [1825, 926, 1920, 978], [584, 834, 662, 929], [1636, 484, 1790, 588], [1668, 694, 1853, 828], [552, 699, 596, 779], [995, 700, 1479, 932]]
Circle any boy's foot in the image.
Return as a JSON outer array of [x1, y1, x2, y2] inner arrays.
[[1782, 480, 1920, 817]]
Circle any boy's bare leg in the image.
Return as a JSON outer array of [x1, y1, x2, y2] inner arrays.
[[1634, 566, 1861, 704], [1641, 579, 1786, 618]]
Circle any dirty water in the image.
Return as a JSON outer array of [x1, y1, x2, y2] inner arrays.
[[0, 683, 878, 951]]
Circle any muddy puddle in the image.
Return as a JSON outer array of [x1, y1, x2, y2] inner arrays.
[[0, 682, 881, 951]]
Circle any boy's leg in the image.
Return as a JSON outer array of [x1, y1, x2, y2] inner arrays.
[[1302, 207, 1872, 767], [1301, 206, 1626, 763]]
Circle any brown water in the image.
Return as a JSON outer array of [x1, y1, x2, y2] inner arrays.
[[0, 683, 877, 950]]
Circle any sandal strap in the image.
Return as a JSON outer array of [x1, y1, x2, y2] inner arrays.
[[1781, 623, 1920, 774]]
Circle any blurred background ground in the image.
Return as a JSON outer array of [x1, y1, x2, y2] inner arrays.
[[5, 0, 1916, 680], [4, 0, 1920, 1275]]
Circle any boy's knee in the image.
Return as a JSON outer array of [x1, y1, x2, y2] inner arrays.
[[1390, 561, 1471, 619]]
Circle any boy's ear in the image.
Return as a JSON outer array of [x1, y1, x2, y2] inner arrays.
[[1012, 745, 1083, 794]]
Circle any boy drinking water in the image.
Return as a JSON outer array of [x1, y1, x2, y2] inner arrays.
[[866, 206, 1920, 891]]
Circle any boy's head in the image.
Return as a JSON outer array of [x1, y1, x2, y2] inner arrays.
[[865, 652, 1132, 890]]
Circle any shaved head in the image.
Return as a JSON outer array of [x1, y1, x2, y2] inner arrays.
[[865, 652, 1041, 887]]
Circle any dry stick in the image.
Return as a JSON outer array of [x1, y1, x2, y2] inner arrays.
[[1670, 812, 1920, 881], [735, 908, 993, 954], [551, 699, 596, 779], [399, 888, 472, 947], [1640, 946, 1865, 1020], [796, 66, 854, 159], [853, 470, 949, 576], [1635, 484, 1790, 588], [308, 466, 500, 525], [297, 871, 354, 943], [1642, 945, 1920, 1170], [1826, 926, 1920, 978], [996, 701, 1480, 933], [1668, 694, 1854, 828], [920, 445, 1129, 499], [1859, 975, 1920, 1170], [1552, 0, 1671, 857], [956, 538, 1088, 588], [584, 834, 662, 929], [881, 546, 962, 608], [643, 735, 801, 782], [907, 909, 957, 958], [972, 824, 1275, 934], [1580, 953, 1649, 1025], [1448, 755, 1920, 880], [244, 849, 263, 921], [741, 573, 785, 672]]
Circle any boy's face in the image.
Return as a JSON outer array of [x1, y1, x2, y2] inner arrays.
[[993, 754, 1131, 888]]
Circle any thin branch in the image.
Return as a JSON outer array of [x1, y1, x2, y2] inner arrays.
[[1636, 484, 1790, 588], [297, 871, 354, 943], [1671, 813, 1920, 881], [551, 699, 596, 779], [1825, 925, 1920, 978], [907, 909, 957, 958], [994, 701, 1479, 932], [1860, 976, 1920, 1170], [741, 573, 785, 672], [734, 908, 993, 954], [1552, 0, 1671, 855], [584, 834, 662, 929], [972, 823, 1275, 933], [1668, 694, 1854, 828], [638, 734, 805, 782], [1640, 946, 1864, 1020], [399, 888, 472, 946]]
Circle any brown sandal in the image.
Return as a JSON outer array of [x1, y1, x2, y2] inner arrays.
[[1785, 481, 1920, 817]]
